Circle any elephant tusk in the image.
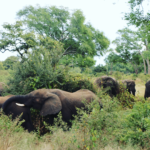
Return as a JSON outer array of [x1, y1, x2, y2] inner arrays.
[[16, 103, 25, 107]]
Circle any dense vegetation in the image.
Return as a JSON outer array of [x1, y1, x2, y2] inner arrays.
[[1, 0, 150, 149]]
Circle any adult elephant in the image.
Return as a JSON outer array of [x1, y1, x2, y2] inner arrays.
[[95, 76, 119, 97], [2, 89, 101, 132], [0, 95, 14, 108], [122, 80, 136, 96], [144, 80, 150, 99]]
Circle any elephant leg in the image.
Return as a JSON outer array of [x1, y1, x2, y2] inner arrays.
[[23, 112, 34, 132]]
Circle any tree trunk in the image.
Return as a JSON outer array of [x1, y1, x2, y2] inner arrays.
[[110, 62, 113, 75], [143, 59, 146, 74], [146, 59, 150, 74], [130, 62, 138, 75]]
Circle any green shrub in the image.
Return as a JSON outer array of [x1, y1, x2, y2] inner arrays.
[[113, 71, 123, 80], [116, 101, 150, 148], [7, 44, 65, 94], [116, 82, 135, 109]]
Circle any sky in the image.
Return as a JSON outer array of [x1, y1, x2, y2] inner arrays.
[[0, 0, 131, 65]]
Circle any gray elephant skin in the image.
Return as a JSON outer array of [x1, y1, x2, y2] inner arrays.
[[144, 80, 150, 99], [122, 80, 136, 96], [0, 95, 14, 108], [95, 76, 119, 97], [2, 89, 101, 132]]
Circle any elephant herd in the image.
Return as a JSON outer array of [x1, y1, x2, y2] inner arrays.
[[0, 76, 149, 132]]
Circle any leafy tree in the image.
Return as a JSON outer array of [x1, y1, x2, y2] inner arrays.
[[111, 28, 144, 74], [15, 5, 110, 64], [124, 0, 150, 27], [0, 21, 37, 59], [59, 55, 95, 68], [124, 1, 150, 74], [3, 56, 19, 70], [8, 39, 64, 94]]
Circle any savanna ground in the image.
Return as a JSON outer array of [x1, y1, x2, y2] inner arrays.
[[0, 69, 150, 150]]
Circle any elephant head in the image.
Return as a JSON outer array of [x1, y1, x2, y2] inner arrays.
[[122, 80, 136, 96], [15, 91, 62, 116], [95, 76, 119, 97]]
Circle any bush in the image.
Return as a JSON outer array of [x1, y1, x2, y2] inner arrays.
[[92, 65, 107, 75], [116, 82, 135, 109], [112, 71, 123, 80], [116, 101, 150, 149], [7, 43, 65, 95]]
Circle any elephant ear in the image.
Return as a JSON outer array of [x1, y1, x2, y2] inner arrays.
[[40, 93, 62, 116]]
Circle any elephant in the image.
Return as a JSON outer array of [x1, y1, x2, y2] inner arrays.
[[0, 95, 14, 108], [144, 80, 150, 99], [122, 80, 136, 96], [95, 76, 119, 97], [2, 89, 102, 132]]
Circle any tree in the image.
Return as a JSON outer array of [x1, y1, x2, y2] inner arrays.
[[0, 21, 37, 59], [16, 5, 110, 63], [124, 1, 150, 74], [124, 0, 150, 27], [8, 40, 65, 94], [106, 28, 144, 74]]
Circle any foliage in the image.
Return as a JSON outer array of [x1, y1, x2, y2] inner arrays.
[[15, 5, 110, 65], [7, 40, 64, 94], [6, 47, 96, 95], [58, 73, 96, 93], [107, 28, 144, 74], [0, 21, 37, 58], [0, 61, 4, 70], [3, 56, 19, 70], [113, 71, 123, 80], [116, 82, 135, 109], [92, 64, 107, 74], [124, 0, 150, 27], [116, 101, 150, 148], [106, 62, 139, 74]]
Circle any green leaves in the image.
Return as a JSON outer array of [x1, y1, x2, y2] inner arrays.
[[117, 101, 150, 147], [0, 21, 37, 58], [16, 5, 109, 59]]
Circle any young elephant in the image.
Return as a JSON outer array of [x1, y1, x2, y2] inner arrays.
[[122, 80, 136, 96], [95, 76, 119, 97], [0, 95, 14, 108], [144, 80, 150, 99], [2, 89, 101, 132]]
